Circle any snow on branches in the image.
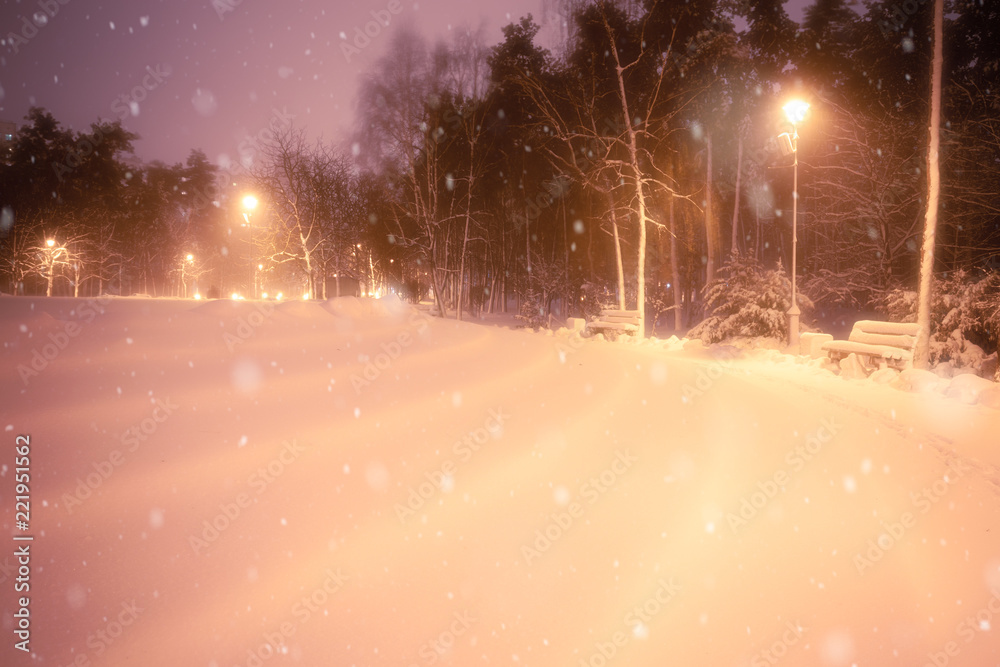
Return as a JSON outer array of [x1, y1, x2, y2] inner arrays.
[[689, 251, 810, 344]]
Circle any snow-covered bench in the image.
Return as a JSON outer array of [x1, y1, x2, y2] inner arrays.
[[822, 320, 920, 371], [586, 309, 642, 338]]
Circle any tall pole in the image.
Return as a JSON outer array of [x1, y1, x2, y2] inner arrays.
[[787, 124, 800, 349], [243, 211, 253, 299], [46, 251, 54, 297], [249, 220, 254, 299], [241, 195, 259, 299]]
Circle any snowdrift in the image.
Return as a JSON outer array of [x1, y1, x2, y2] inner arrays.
[[1, 296, 998, 667]]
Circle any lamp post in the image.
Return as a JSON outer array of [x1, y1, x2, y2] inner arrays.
[[242, 195, 258, 298], [781, 100, 809, 350]]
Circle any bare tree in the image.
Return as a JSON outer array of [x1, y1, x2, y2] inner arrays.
[[356, 30, 457, 313], [800, 96, 924, 309], [0, 214, 40, 294], [31, 233, 75, 296], [250, 127, 338, 298]]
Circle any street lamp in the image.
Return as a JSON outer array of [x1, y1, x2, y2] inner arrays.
[[242, 195, 259, 298], [781, 100, 809, 350]]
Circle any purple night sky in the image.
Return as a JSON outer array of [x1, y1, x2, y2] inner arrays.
[[1, 0, 809, 168]]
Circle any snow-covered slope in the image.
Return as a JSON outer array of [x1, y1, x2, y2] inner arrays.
[[2, 296, 998, 666]]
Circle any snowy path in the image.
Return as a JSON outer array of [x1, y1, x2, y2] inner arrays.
[[2, 296, 999, 667]]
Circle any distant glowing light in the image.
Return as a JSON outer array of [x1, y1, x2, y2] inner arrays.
[[276, 292, 283, 301], [194, 293, 202, 300], [186, 253, 193, 261], [231, 292, 244, 300], [46, 238, 55, 247], [302, 291, 310, 300], [242, 194, 258, 210]]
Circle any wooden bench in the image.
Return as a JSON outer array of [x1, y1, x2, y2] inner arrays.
[[586, 309, 642, 338], [822, 320, 920, 371]]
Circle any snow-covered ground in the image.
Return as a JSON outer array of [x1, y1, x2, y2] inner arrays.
[[2, 295, 999, 667]]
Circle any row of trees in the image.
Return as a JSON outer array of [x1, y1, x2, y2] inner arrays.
[[0, 108, 231, 297], [348, 0, 998, 336], [0, 110, 389, 299], [1, 0, 997, 347]]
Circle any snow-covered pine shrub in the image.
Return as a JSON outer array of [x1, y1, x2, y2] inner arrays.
[[881, 288, 918, 323], [515, 288, 547, 329], [688, 251, 808, 344], [880, 270, 1000, 374]]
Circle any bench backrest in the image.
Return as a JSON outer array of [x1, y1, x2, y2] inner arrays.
[[848, 320, 919, 350], [598, 309, 642, 323]]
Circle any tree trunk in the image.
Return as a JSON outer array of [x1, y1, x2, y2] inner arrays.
[[915, 0, 944, 368], [606, 23, 649, 335], [562, 195, 570, 314], [705, 131, 719, 285], [669, 193, 683, 330], [608, 190, 626, 310], [731, 133, 743, 255], [525, 198, 531, 276], [431, 264, 447, 316], [500, 217, 507, 313], [457, 131, 476, 321], [299, 233, 314, 298], [587, 203, 595, 283], [755, 197, 762, 260], [458, 213, 470, 321]]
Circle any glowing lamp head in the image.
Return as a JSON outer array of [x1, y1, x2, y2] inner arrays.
[[46, 239, 55, 247], [242, 195, 258, 210], [186, 253, 194, 262], [783, 100, 810, 125]]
